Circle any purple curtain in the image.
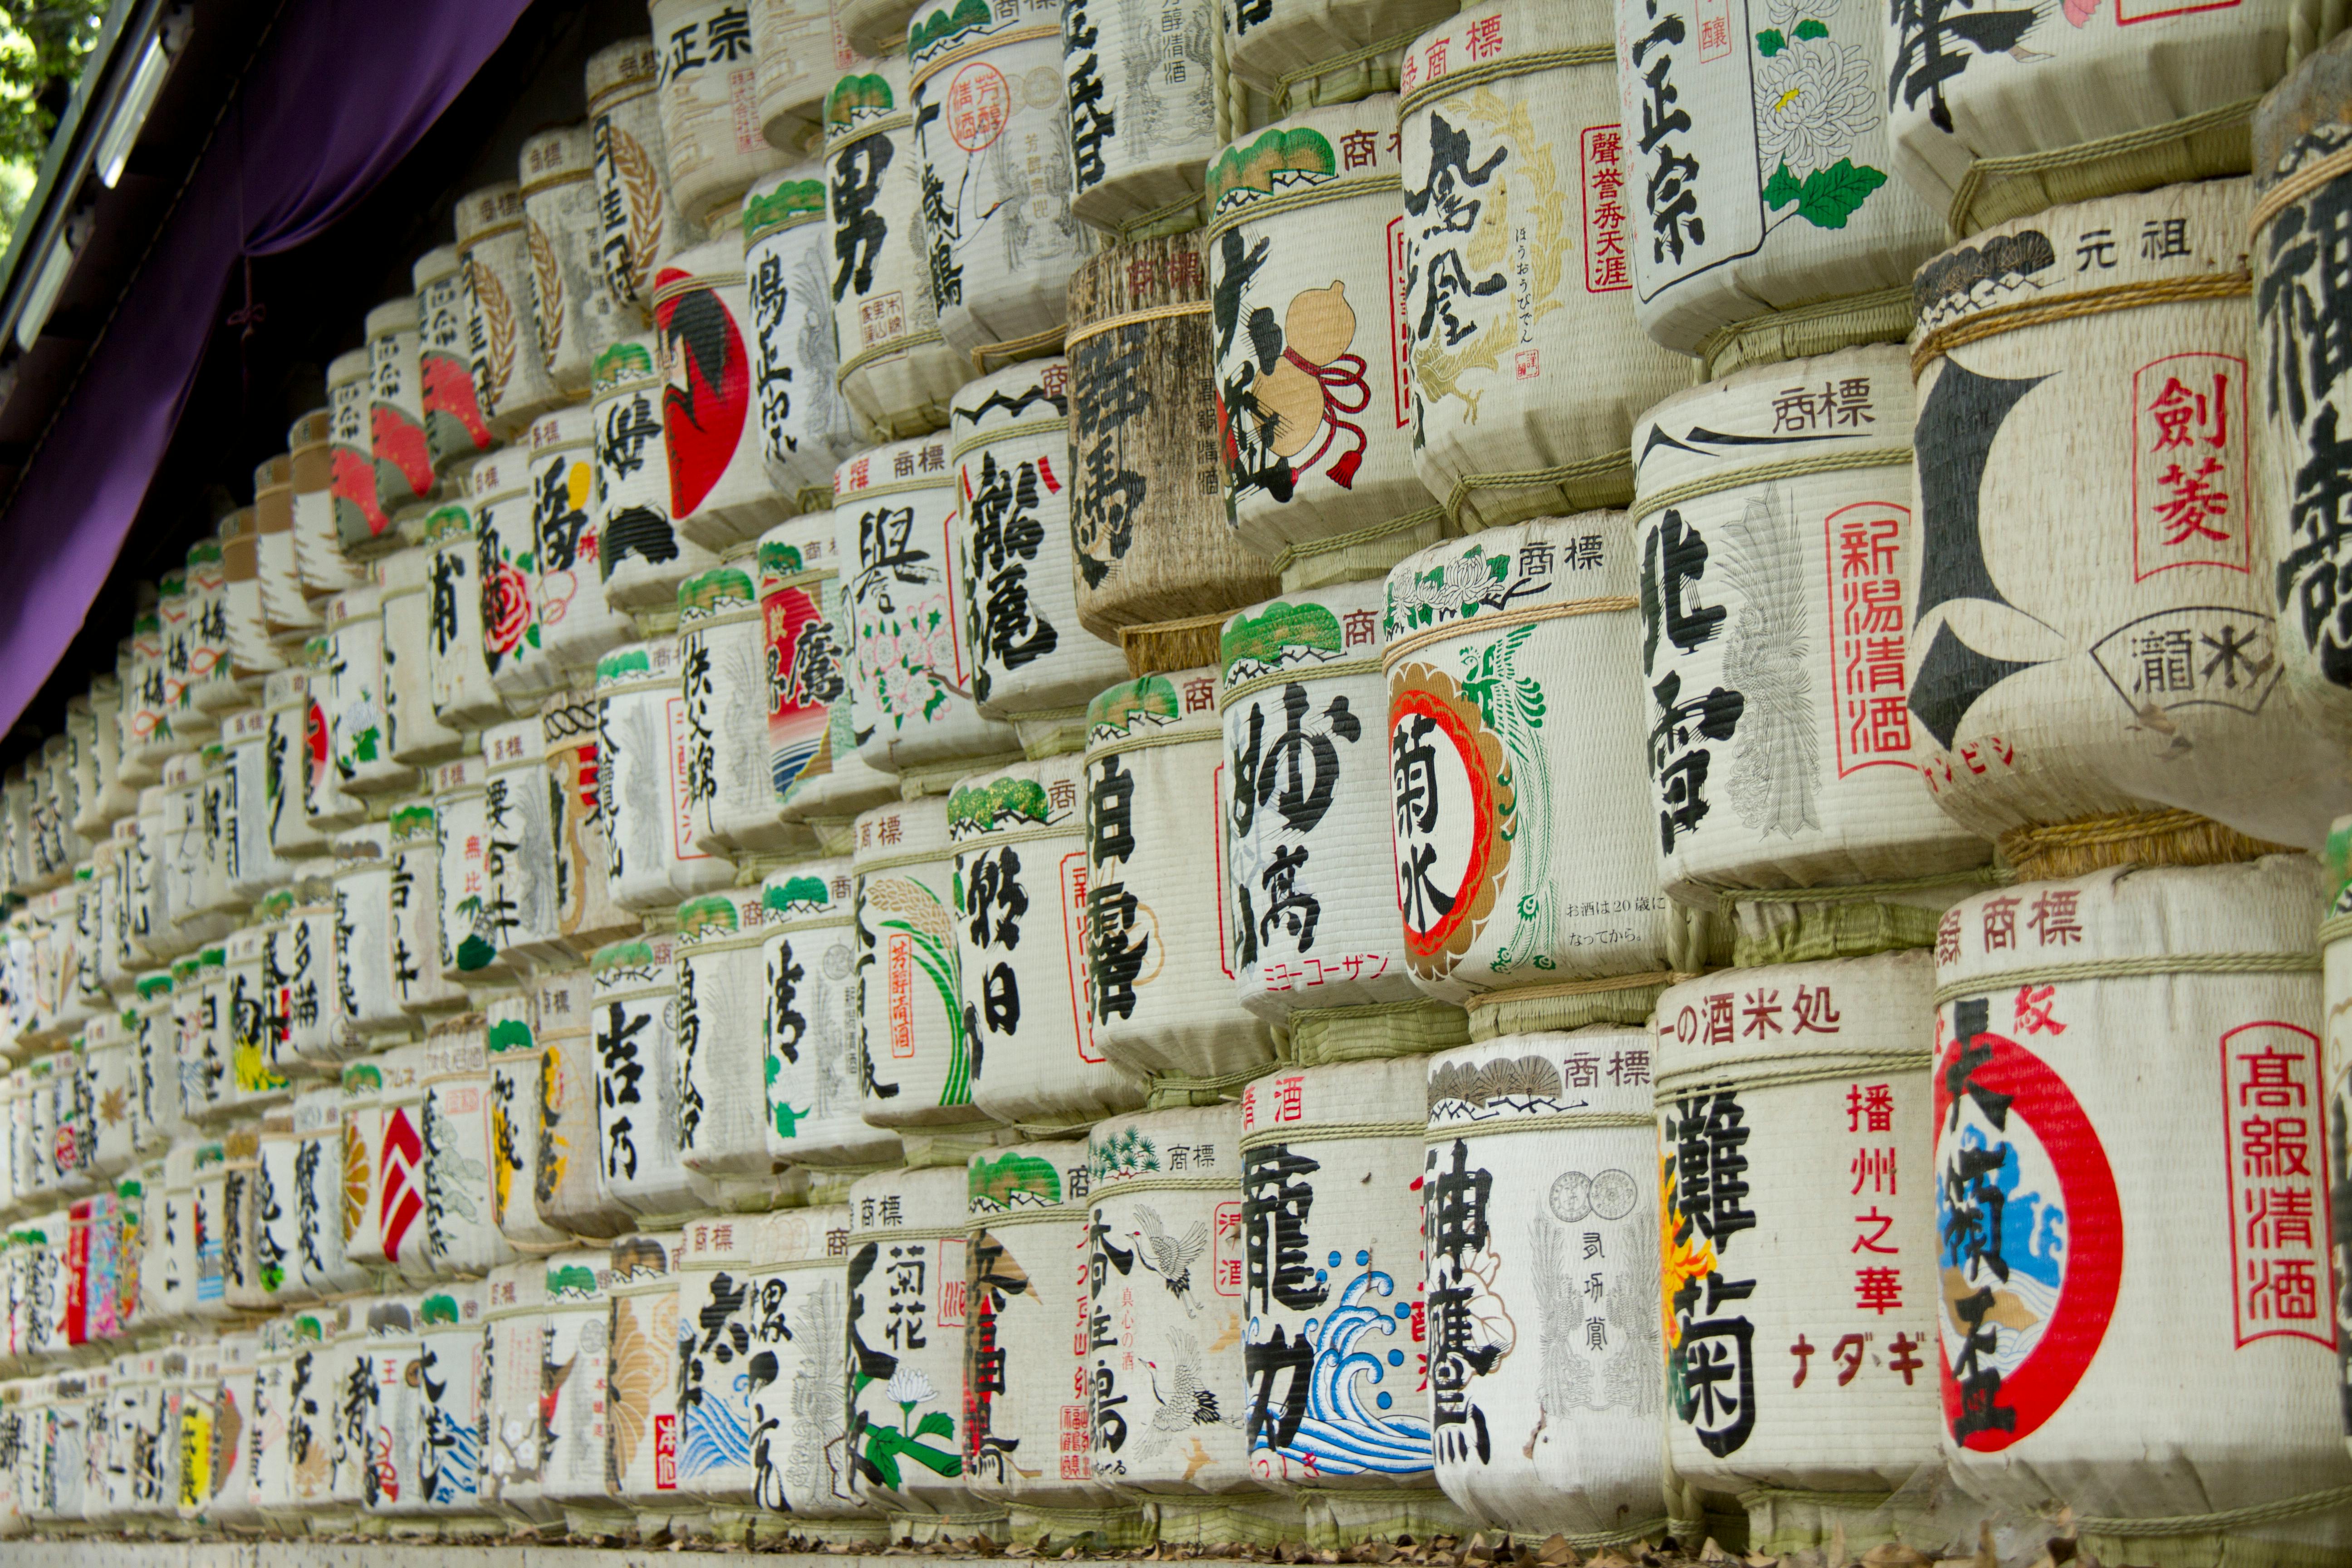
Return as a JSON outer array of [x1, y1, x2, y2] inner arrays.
[[0, 0, 536, 736]]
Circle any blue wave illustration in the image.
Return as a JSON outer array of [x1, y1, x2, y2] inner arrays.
[[772, 740, 821, 796], [424, 1412, 482, 1504], [679, 1379, 757, 1480], [1274, 1268, 1431, 1476]]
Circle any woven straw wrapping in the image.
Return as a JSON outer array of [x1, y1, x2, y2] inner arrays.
[[182, 540, 240, 717], [533, 403, 635, 673], [218, 513, 286, 679], [265, 892, 338, 1073], [483, 987, 570, 1251], [596, 638, 739, 912], [474, 446, 567, 710], [590, 932, 709, 1220], [321, 586, 410, 796], [952, 358, 1131, 738], [328, 348, 392, 554], [907, 0, 1084, 364], [163, 763, 236, 949], [728, 1205, 878, 1519], [354, 1290, 431, 1515], [1401, 0, 1692, 532], [320, 1301, 375, 1508], [1068, 233, 1277, 638], [224, 924, 292, 1114], [255, 672, 323, 866], [325, 823, 405, 1043], [1216, 0, 1450, 105], [337, 1058, 386, 1273], [1084, 668, 1280, 1084], [746, 166, 866, 500], [415, 1281, 492, 1514], [432, 756, 517, 984], [840, 0, 922, 56], [826, 54, 969, 438], [652, 0, 789, 225], [853, 796, 995, 1129], [290, 407, 364, 601], [656, 228, 791, 551], [82, 676, 142, 828], [1210, 96, 1424, 559], [543, 690, 642, 956], [1422, 1029, 1676, 1543], [676, 886, 794, 1199], [1936, 857, 2352, 1568], [843, 1166, 1003, 1531], [81, 1015, 132, 1180], [535, 1247, 622, 1512], [372, 1043, 442, 1284], [387, 798, 468, 1013], [379, 545, 466, 766], [588, 39, 685, 311], [1907, 179, 2351, 857], [419, 498, 506, 730], [1063, 0, 1217, 232], [760, 858, 902, 1166], [1610, 0, 1940, 363], [672, 1210, 793, 1510], [531, 968, 638, 1240], [953, 755, 1150, 1127], [299, 648, 366, 837], [484, 716, 574, 971], [411, 246, 494, 472], [680, 555, 800, 855], [595, 334, 720, 611], [290, 1084, 364, 1296], [607, 1231, 692, 1516], [756, 0, 853, 147], [519, 124, 632, 400], [454, 184, 563, 439], [837, 437, 1022, 774], [761, 512, 903, 823], [1633, 345, 1991, 914], [363, 297, 436, 514]]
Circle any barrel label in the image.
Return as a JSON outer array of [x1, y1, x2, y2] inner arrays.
[[2218, 1021, 2333, 1350], [2130, 351, 2248, 579]]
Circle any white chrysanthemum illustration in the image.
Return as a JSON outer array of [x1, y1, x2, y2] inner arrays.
[[886, 1365, 936, 1408], [1754, 37, 1877, 178], [1765, 0, 1836, 29]]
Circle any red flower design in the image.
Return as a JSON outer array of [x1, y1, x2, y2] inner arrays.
[[484, 560, 534, 654]]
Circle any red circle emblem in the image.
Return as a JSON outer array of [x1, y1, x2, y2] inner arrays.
[[946, 62, 1009, 152]]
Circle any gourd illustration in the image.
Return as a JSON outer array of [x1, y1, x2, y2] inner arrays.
[[1228, 280, 1367, 491]]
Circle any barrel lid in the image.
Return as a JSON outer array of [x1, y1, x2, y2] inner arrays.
[[363, 295, 419, 338], [410, 243, 463, 289], [327, 347, 370, 386], [287, 408, 331, 449], [452, 182, 526, 245], [519, 123, 593, 196], [585, 36, 659, 105]]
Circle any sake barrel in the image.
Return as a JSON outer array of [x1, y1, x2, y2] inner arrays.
[[258, 672, 326, 866], [146, 1149, 194, 1334], [656, 226, 791, 549], [760, 858, 901, 1165], [756, 0, 850, 145], [652, 0, 790, 226], [103, 1351, 156, 1521], [387, 799, 468, 1016], [852, 797, 992, 1130], [252, 1110, 311, 1309], [759, 512, 901, 828], [173, 948, 230, 1123], [1631, 347, 1993, 943], [254, 456, 322, 645], [951, 756, 1148, 1127], [328, 349, 395, 555], [670, 1209, 784, 1519], [39, 1366, 89, 1520], [1237, 1056, 1465, 1546], [1217, 0, 1450, 108], [1654, 955, 1943, 1553], [826, 54, 969, 439], [905, 0, 1084, 370], [414, 1279, 490, 1517], [421, 1014, 516, 1278], [836, 436, 1022, 782], [433, 755, 518, 983], [325, 826, 402, 1048], [534, 402, 635, 673], [81, 676, 142, 829], [1393, 8, 1684, 529], [596, 638, 740, 909], [340, 1056, 388, 1273], [521, 123, 632, 399], [589, 38, 687, 312], [843, 1164, 1003, 1534], [605, 1231, 694, 1529], [412, 245, 495, 472], [293, 1083, 368, 1296], [475, 445, 566, 708], [365, 296, 437, 513], [321, 584, 412, 798], [480, 1259, 558, 1520], [294, 649, 364, 839], [485, 989, 565, 1252], [291, 409, 365, 603], [735, 1204, 880, 1525], [483, 716, 573, 970], [371, 1044, 436, 1284], [190, 1138, 239, 1322], [1060, 0, 1216, 234], [322, 1297, 377, 1518], [679, 553, 798, 854], [130, 973, 177, 1156], [379, 545, 467, 768], [595, 335, 720, 612], [67, 1191, 123, 1346], [421, 492, 509, 730], [124, 604, 176, 770], [1937, 857, 2352, 1565], [676, 887, 790, 1199], [162, 754, 236, 948], [214, 708, 280, 906], [540, 1246, 627, 1532], [745, 166, 864, 504], [951, 360, 1130, 749], [456, 183, 564, 438], [1384, 519, 1703, 1030], [1067, 233, 1277, 641], [81, 1012, 133, 1180], [356, 1292, 429, 1516], [182, 539, 241, 719], [249, 1319, 294, 1526], [534, 967, 638, 1240], [593, 930, 708, 1221], [279, 1302, 344, 1513], [1908, 180, 2351, 868], [543, 691, 641, 956], [1083, 671, 1278, 1088]]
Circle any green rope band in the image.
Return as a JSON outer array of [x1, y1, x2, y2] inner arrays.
[[1425, 1108, 1652, 1140], [948, 415, 1067, 466], [2069, 1480, 2352, 1539], [1932, 950, 2320, 1006], [835, 326, 947, 389], [1396, 44, 1615, 119], [1632, 446, 1912, 526], [1950, 94, 2260, 238], [1272, 504, 1446, 575], [1654, 1049, 1934, 1098], [1238, 1118, 1426, 1153], [1271, 29, 1416, 115], [1444, 446, 1634, 525], [1205, 172, 1403, 248], [1084, 725, 1214, 763], [1219, 657, 1382, 711]]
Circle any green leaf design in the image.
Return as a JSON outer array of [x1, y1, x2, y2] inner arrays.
[[1763, 162, 1803, 210], [457, 934, 498, 971], [1793, 18, 1828, 37], [353, 726, 381, 763], [1789, 158, 1888, 229], [1755, 26, 1786, 54]]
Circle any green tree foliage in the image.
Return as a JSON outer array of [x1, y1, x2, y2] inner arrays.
[[0, 0, 107, 247]]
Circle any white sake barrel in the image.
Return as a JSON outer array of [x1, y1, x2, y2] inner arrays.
[[329, 351, 397, 555], [376, 545, 463, 766], [521, 123, 632, 399], [656, 226, 790, 549], [476, 444, 568, 709], [292, 409, 366, 604], [365, 296, 436, 513], [108, 1350, 161, 1521], [82, 676, 143, 830], [597, 638, 740, 910], [1654, 955, 1941, 1553], [456, 183, 564, 438], [249, 1321, 294, 1527], [371, 1043, 436, 1283], [435, 754, 520, 982], [217, 706, 284, 902], [844, 1164, 1002, 1533], [483, 716, 573, 970], [255, 455, 324, 641], [951, 756, 1147, 1127], [279, 1302, 344, 1513], [340, 1056, 388, 1273], [39, 1366, 88, 1522], [595, 335, 721, 611], [1060, 0, 1215, 234], [757, 0, 851, 145], [542, 1247, 628, 1532], [653, 0, 790, 226], [183, 538, 241, 719], [1608, 0, 1938, 364], [826, 54, 970, 438], [534, 966, 638, 1241], [679, 553, 798, 853], [421, 1014, 517, 1278], [190, 1139, 237, 1322], [606, 1231, 692, 1526], [257, 671, 327, 866], [252, 1110, 311, 1309], [1937, 857, 2351, 1566], [760, 859, 900, 1165], [837, 436, 1022, 782], [534, 402, 636, 673], [543, 691, 642, 956], [131, 974, 177, 1157], [197, 745, 247, 920], [387, 799, 469, 1016], [736, 1204, 876, 1522], [1398, 3, 1690, 530], [292, 1083, 367, 1296], [163, 754, 237, 948], [81, 1012, 133, 1180], [356, 1292, 429, 1516], [745, 166, 864, 505], [172, 948, 229, 1123], [951, 360, 1129, 750], [327, 824, 404, 1047], [1908, 180, 2351, 867], [589, 38, 688, 313], [413, 245, 496, 472], [1083, 670, 1279, 1089], [1238, 1056, 1464, 1544], [760, 514, 900, 830], [480, 1259, 558, 1520], [321, 584, 412, 798], [414, 1280, 491, 1515], [676, 887, 790, 1204], [150, 1143, 196, 1332], [1631, 347, 1992, 938], [1218, 0, 1450, 108], [324, 1298, 378, 1519], [1208, 98, 1421, 562], [127, 602, 177, 770], [853, 797, 990, 1130], [672, 1210, 786, 1516], [421, 492, 508, 730], [1384, 518, 1700, 1029], [593, 930, 707, 1220], [485, 988, 570, 1253], [906, 0, 1084, 370]]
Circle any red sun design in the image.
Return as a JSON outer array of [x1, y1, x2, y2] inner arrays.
[[653, 268, 748, 521]]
